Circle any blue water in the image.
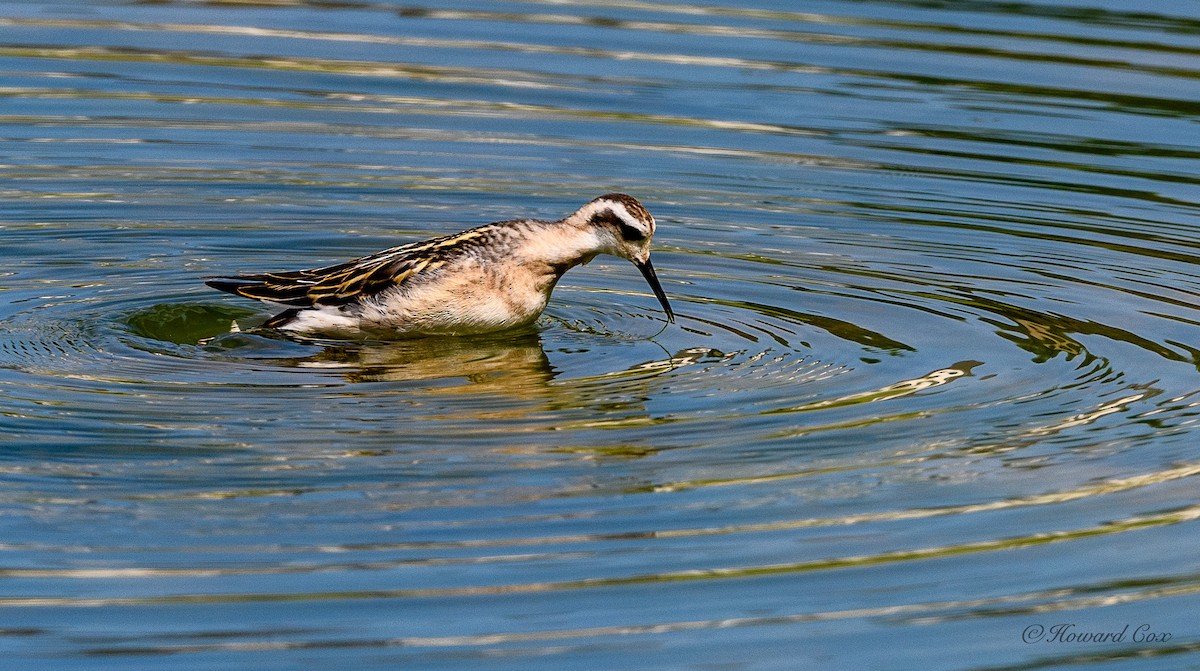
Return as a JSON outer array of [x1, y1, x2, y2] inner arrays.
[[2, 1, 1200, 669]]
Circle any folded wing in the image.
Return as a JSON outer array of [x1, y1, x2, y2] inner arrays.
[[206, 224, 503, 310], [206, 244, 440, 307]]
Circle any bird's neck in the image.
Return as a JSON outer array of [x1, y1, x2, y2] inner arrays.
[[515, 221, 606, 276]]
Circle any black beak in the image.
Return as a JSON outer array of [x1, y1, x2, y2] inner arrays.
[[635, 257, 675, 323]]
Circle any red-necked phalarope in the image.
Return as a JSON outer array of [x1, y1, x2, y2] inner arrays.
[[205, 193, 674, 337]]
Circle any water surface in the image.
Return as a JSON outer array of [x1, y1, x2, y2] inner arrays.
[[2, 1, 1200, 669]]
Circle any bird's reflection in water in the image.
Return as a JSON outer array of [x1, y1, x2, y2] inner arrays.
[[296, 330, 556, 391], [272, 329, 724, 436], [200, 318, 729, 440]]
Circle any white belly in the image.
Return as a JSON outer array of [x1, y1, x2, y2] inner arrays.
[[284, 266, 555, 337]]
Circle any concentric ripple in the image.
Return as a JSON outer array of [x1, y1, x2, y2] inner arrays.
[[2, 1, 1200, 669]]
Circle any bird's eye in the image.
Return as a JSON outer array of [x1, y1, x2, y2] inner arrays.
[[589, 208, 648, 242], [619, 222, 647, 242]]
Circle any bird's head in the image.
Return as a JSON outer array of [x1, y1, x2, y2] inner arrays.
[[569, 193, 673, 322]]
